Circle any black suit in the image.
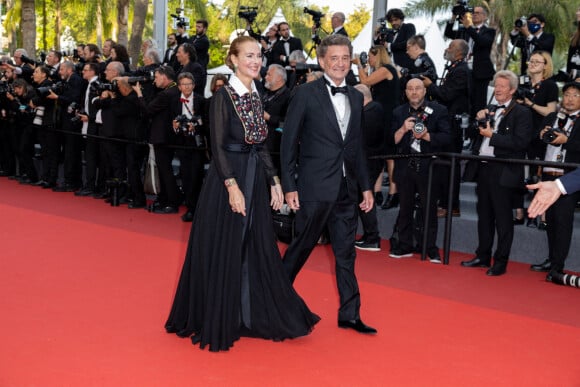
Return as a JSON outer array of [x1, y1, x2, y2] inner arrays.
[[163, 45, 180, 73], [179, 61, 206, 96], [170, 92, 207, 213], [468, 101, 533, 268], [139, 84, 182, 207], [510, 31, 555, 75], [541, 113, 580, 273], [281, 77, 370, 321], [263, 85, 291, 172], [57, 73, 84, 187], [81, 78, 103, 192], [271, 37, 303, 67], [333, 27, 348, 37], [191, 34, 210, 69], [391, 101, 451, 255], [445, 23, 496, 114], [382, 23, 416, 70]]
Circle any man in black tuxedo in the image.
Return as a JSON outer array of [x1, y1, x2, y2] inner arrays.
[[191, 20, 210, 69], [263, 64, 291, 172], [330, 12, 349, 37], [47, 60, 84, 191], [135, 65, 181, 214], [271, 22, 303, 67], [45, 50, 62, 82], [375, 8, 416, 70], [170, 72, 207, 222], [281, 34, 377, 334], [389, 78, 451, 261], [445, 6, 496, 115], [163, 33, 179, 72], [529, 82, 580, 282], [461, 70, 533, 276], [510, 13, 555, 75], [423, 39, 470, 217]]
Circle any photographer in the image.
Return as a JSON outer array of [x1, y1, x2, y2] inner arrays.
[[45, 50, 62, 82], [529, 82, 580, 282], [0, 65, 18, 177], [5, 79, 37, 184], [176, 43, 206, 96], [30, 66, 57, 189], [46, 61, 84, 192], [263, 64, 290, 172], [444, 5, 496, 116], [510, 13, 555, 75], [170, 72, 207, 221], [566, 7, 580, 82], [134, 65, 181, 214], [512, 51, 558, 224], [163, 33, 180, 72], [461, 70, 533, 276], [389, 78, 451, 262], [9, 49, 34, 84], [403, 35, 438, 86], [191, 20, 210, 69], [353, 45, 400, 209], [260, 24, 279, 69], [271, 22, 303, 67], [375, 9, 416, 70]]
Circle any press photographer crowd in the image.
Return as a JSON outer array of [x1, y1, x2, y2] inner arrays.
[[2, 3, 580, 287]]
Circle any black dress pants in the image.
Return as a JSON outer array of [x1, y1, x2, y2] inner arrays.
[[283, 178, 361, 321], [154, 144, 181, 207], [357, 158, 383, 242], [475, 162, 515, 265], [177, 145, 206, 212]]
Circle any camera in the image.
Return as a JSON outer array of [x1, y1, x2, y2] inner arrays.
[[400, 67, 428, 80], [411, 106, 433, 135], [90, 80, 118, 94], [476, 104, 498, 128], [294, 63, 322, 72], [542, 111, 568, 144], [32, 106, 45, 126], [358, 52, 368, 67], [238, 6, 258, 24], [514, 75, 534, 100], [175, 114, 202, 133], [19, 54, 44, 67], [127, 71, 155, 85], [170, 8, 190, 29], [37, 81, 67, 97], [304, 7, 324, 28], [374, 18, 396, 44], [454, 112, 471, 130], [0, 81, 14, 95], [452, 0, 474, 18], [514, 16, 527, 28], [67, 102, 79, 115]]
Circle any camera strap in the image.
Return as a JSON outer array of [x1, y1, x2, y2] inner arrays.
[[181, 96, 194, 118]]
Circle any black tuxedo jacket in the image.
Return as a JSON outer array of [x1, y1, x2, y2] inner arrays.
[[445, 23, 496, 80], [112, 91, 143, 140], [163, 45, 179, 72], [333, 27, 348, 38], [139, 84, 180, 144], [390, 23, 416, 70], [542, 112, 580, 165], [427, 60, 470, 116], [511, 32, 555, 74], [362, 101, 386, 157], [191, 34, 210, 69], [281, 77, 370, 202], [469, 101, 533, 188], [92, 95, 117, 137], [169, 91, 207, 144], [391, 101, 451, 181], [271, 37, 303, 67]]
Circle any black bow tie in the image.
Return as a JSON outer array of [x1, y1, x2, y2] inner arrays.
[[330, 86, 348, 96]]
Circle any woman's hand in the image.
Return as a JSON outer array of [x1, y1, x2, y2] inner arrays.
[[228, 185, 246, 216], [270, 184, 283, 211]]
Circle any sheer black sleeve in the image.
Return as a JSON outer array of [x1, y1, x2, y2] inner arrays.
[[209, 88, 235, 181]]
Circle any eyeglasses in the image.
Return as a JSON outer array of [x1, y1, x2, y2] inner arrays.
[[563, 93, 580, 98], [528, 60, 546, 65]]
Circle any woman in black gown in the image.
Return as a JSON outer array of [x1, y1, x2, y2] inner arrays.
[[165, 36, 319, 352]]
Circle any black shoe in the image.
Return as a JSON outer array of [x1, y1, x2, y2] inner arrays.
[[18, 176, 33, 185], [381, 193, 399, 210], [486, 264, 506, 276], [530, 259, 551, 272], [374, 192, 384, 206], [429, 254, 442, 264], [338, 319, 377, 334], [153, 205, 178, 214], [389, 248, 413, 258], [128, 201, 146, 209], [355, 239, 381, 252], [40, 181, 55, 189], [52, 184, 79, 192], [181, 210, 194, 222], [513, 217, 525, 225], [91, 191, 108, 199], [545, 270, 565, 283], [75, 188, 94, 197], [461, 257, 491, 268]]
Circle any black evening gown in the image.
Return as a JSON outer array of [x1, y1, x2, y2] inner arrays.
[[165, 84, 319, 352]]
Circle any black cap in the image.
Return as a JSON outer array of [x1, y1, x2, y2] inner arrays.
[[563, 81, 580, 93]]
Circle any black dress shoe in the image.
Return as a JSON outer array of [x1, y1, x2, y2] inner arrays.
[[153, 206, 178, 214], [338, 319, 377, 334], [181, 210, 194, 222], [530, 259, 551, 272], [52, 184, 79, 192], [486, 264, 506, 276], [381, 193, 399, 210], [461, 257, 491, 268], [40, 181, 55, 189], [75, 188, 94, 197], [545, 270, 563, 283], [513, 217, 525, 225], [128, 201, 146, 209]]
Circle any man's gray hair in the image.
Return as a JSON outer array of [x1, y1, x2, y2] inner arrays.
[[289, 50, 306, 64], [108, 61, 125, 76], [144, 48, 161, 64], [268, 64, 287, 82], [354, 83, 372, 100], [494, 70, 518, 90]]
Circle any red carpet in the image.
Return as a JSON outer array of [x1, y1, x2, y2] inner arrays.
[[1, 177, 580, 386]]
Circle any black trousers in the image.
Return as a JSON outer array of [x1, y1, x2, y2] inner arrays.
[[18, 122, 38, 181], [84, 124, 102, 191], [475, 163, 514, 265], [62, 122, 83, 187], [126, 142, 146, 204], [283, 178, 361, 321], [435, 124, 463, 210], [543, 174, 579, 272], [39, 126, 61, 184], [357, 158, 383, 241], [396, 167, 439, 256], [0, 120, 16, 174], [176, 146, 206, 212], [154, 144, 181, 207], [471, 76, 492, 117]]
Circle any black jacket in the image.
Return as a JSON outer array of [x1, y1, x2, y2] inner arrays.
[[445, 23, 496, 80]]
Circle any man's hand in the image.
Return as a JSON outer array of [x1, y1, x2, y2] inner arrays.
[[285, 191, 300, 211], [479, 121, 493, 138], [359, 190, 374, 213], [549, 131, 568, 145], [422, 76, 432, 87], [47, 90, 58, 100], [527, 181, 562, 218]]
